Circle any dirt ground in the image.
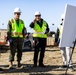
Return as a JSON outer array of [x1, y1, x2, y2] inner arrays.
[[0, 47, 76, 75]]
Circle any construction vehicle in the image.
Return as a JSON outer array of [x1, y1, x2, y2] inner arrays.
[[0, 29, 9, 50]]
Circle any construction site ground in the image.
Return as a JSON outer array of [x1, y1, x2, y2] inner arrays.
[[0, 46, 76, 75]]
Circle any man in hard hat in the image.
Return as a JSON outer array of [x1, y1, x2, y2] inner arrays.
[[29, 11, 49, 67], [59, 14, 73, 70], [7, 7, 27, 69]]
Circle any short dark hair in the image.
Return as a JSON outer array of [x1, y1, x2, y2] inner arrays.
[[61, 18, 64, 21]]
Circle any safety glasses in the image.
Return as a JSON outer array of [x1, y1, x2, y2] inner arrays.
[[14, 13, 21, 15], [35, 15, 41, 17]]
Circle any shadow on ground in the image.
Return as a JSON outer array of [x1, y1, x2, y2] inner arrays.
[[0, 64, 74, 75], [30, 74, 73, 75]]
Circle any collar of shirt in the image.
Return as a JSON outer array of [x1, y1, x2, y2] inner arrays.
[[15, 19, 19, 26], [36, 19, 43, 28]]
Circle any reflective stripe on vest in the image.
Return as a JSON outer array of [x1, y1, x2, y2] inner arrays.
[[33, 20, 47, 38], [10, 19, 24, 38]]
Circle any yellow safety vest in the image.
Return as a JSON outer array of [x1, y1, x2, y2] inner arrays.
[[33, 20, 47, 38], [10, 19, 24, 38], [59, 25, 63, 38]]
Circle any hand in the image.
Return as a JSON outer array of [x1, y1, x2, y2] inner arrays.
[[44, 29, 47, 34], [33, 18, 36, 23]]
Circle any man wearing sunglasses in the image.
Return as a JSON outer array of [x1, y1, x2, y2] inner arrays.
[[7, 7, 26, 69], [29, 11, 49, 67]]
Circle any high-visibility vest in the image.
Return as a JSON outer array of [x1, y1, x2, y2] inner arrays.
[[33, 20, 47, 38], [59, 25, 63, 38], [10, 19, 24, 38]]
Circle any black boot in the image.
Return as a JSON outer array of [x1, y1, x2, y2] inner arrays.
[[33, 64, 37, 67], [17, 61, 22, 68], [39, 63, 46, 67]]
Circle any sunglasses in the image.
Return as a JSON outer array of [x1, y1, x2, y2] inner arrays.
[[35, 15, 41, 17], [15, 13, 21, 15]]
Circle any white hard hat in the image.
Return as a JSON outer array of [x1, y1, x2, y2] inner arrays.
[[35, 11, 41, 16], [61, 13, 65, 19], [14, 7, 21, 13]]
